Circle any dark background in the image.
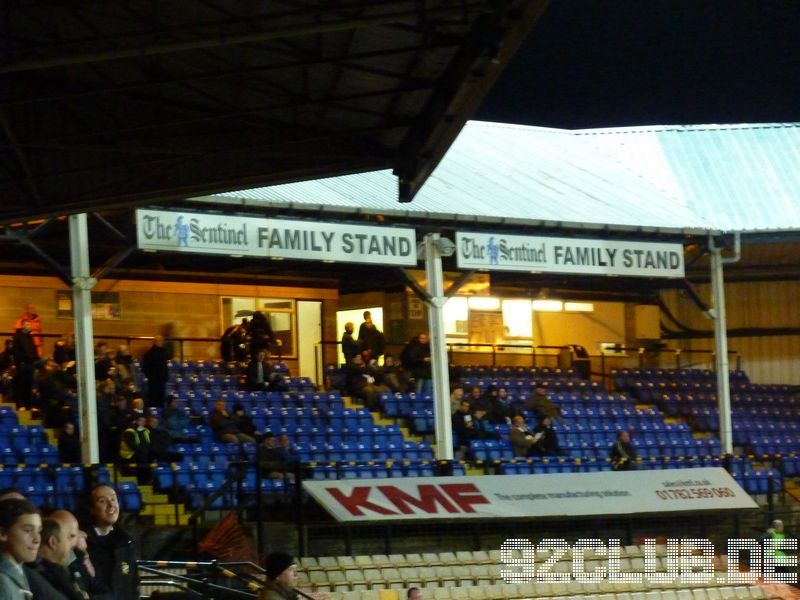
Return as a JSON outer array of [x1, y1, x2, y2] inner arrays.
[[476, 0, 800, 128]]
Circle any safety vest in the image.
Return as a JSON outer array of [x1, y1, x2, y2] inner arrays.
[[119, 427, 150, 460]]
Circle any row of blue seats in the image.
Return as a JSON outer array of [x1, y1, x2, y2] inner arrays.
[[460, 379, 600, 392], [306, 460, 467, 481], [460, 365, 581, 377], [499, 455, 726, 474], [0, 465, 141, 511], [1, 444, 60, 465]]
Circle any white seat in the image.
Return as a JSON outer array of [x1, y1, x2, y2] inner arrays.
[[456, 551, 475, 565], [388, 554, 408, 567], [436, 566, 455, 585], [319, 556, 340, 570], [372, 555, 392, 568], [422, 553, 442, 566], [399, 566, 420, 586], [473, 551, 491, 564], [691, 589, 709, 600], [467, 586, 486, 600], [470, 564, 493, 585], [300, 557, 319, 569], [338, 556, 357, 569], [747, 587, 765, 599], [418, 567, 439, 585], [449, 588, 469, 600], [439, 552, 458, 564], [433, 588, 452, 600], [405, 553, 423, 566], [705, 589, 722, 600], [499, 583, 519, 598], [451, 565, 474, 586], [355, 555, 374, 568]]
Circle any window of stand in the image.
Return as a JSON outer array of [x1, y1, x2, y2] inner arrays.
[[443, 297, 534, 352], [220, 297, 296, 358]]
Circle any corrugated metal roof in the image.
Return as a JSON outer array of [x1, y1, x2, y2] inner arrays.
[[579, 123, 800, 233], [195, 120, 800, 235]]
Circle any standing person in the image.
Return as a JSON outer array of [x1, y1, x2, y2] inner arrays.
[[248, 311, 274, 358], [610, 430, 637, 471], [357, 311, 385, 364], [0, 498, 41, 598], [83, 485, 138, 600], [141, 336, 169, 409], [15, 303, 42, 358], [58, 422, 82, 464], [402, 333, 432, 396], [12, 319, 38, 410], [340, 322, 360, 365]]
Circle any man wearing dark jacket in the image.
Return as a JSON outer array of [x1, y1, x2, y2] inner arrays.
[[83, 484, 139, 600], [610, 430, 637, 471], [30, 517, 86, 600], [12, 319, 38, 409], [402, 333, 431, 395], [141, 336, 169, 409]]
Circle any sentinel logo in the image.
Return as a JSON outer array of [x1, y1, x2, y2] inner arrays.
[[500, 538, 798, 584]]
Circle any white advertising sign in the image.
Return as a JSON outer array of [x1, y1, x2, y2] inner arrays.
[[303, 468, 756, 522], [136, 209, 417, 266], [456, 232, 685, 278]]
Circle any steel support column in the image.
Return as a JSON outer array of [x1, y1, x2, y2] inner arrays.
[[69, 214, 99, 462], [709, 235, 733, 455], [424, 233, 453, 459]]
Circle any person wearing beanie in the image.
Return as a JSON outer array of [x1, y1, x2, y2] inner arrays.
[[259, 552, 299, 600]]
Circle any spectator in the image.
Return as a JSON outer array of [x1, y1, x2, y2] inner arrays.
[[83, 485, 138, 600], [246, 350, 271, 391], [114, 345, 137, 388], [402, 333, 432, 396], [340, 322, 360, 365], [449, 384, 464, 415], [94, 343, 114, 381], [257, 434, 291, 480], [0, 498, 40, 598], [379, 354, 407, 394], [58, 422, 82, 464], [466, 386, 485, 411], [452, 400, 476, 452], [141, 336, 169, 409], [232, 403, 259, 439], [259, 552, 300, 600], [0, 489, 25, 502], [146, 414, 180, 463], [610, 430, 637, 471], [408, 588, 423, 600], [357, 311, 385, 363], [119, 413, 152, 466], [49, 509, 91, 599], [471, 408, 499, 441], [249, 311, 275, 358], [487, 387, 515, 425], [531, 416, 560, 456], [221, 319, 249, 363], [12, 319, 38, 410], [0, 339, 13, 371], [161, 396, 197, 443], [70, 530, 96, 596], [95, 379, 115, 463], [30, 516, 86, 600], [53, 334, 76, 369], [509, 415, 537, 457], [277, 434, 299, 468], [209, 400, 255, 444], [38, 358, 76, 427], [15, 303, 42, 358], [526, 386, 562, 421]]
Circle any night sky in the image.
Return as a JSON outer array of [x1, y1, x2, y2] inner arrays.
[[476, 0, 800, 129]]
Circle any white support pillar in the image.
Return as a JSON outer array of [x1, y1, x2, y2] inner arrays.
[[424, 233, 454, 460], [709, 235, 732, 455], [69, 214, 99, 463]]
